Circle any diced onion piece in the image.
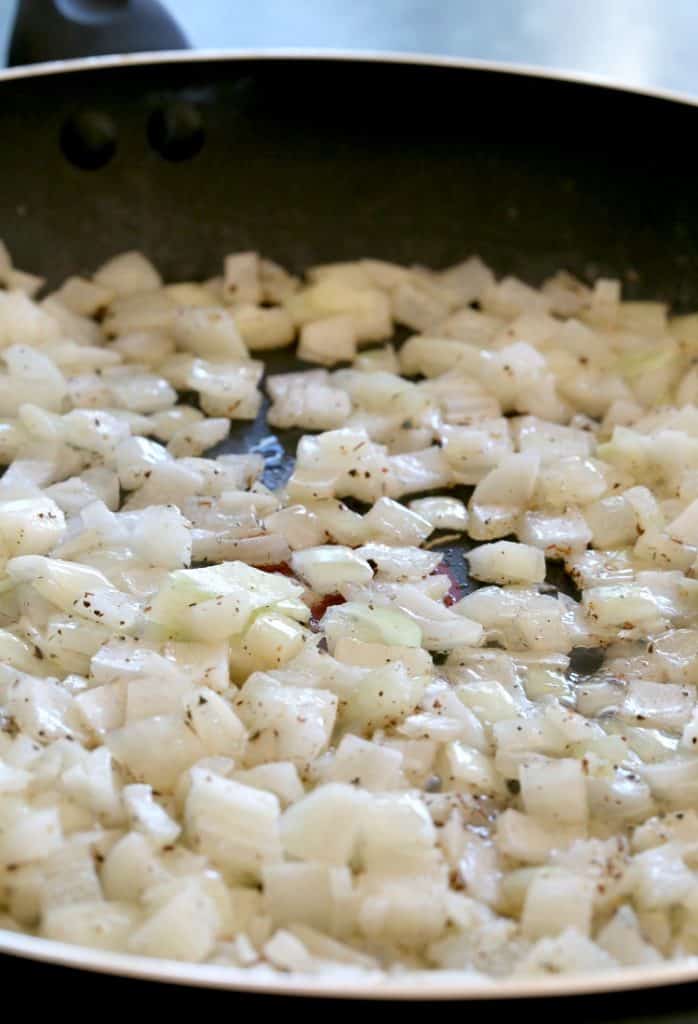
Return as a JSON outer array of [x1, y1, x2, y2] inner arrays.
[[469, 453, 539, 540], [521, 871, 594, 939], [94, 251, 161, 294], [668, 498, 698, 545], [519, 758, 588, 825], [285, 281, 391, 343], [354, 543, 441, 581], [291, 545, 373, 595], [408, 496, 468, 531], [185, 767, 281, 882], [237, 673, 337, 766], [582, 584, 666, 634], [281, 783, 369, 866], [466, 541, 545, 585], [298, 315, 357, 366], [173, 306, 248, 360], [334, 636, 432, 675], [146, 561, 307, 641], [322, 602, 422, 649], [53, 276, 114, 316], [518, 508, 592, 560], [0, 496, 65, 555]]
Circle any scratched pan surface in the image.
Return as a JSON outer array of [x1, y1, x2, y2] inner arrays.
[[1, 52, 698, 1001]]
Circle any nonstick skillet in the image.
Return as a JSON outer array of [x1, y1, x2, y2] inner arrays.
[[3, 0, 698, 1012]]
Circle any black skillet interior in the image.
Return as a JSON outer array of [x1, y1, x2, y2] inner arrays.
[[1, 55, 696, 656], [2, 52, 698, 1015]]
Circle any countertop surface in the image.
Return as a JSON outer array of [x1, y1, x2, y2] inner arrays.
[[1, 0, 698, 98]]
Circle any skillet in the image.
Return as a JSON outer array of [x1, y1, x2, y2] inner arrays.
[[3, 0, 698, 1012]]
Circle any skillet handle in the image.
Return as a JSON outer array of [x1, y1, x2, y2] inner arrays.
[[7, 0, 189, 66]]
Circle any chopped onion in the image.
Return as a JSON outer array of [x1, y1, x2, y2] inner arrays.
[[0, 241, 697, 981]]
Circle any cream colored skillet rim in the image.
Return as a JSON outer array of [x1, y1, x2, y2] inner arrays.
[[1, 46, 698, 1000]]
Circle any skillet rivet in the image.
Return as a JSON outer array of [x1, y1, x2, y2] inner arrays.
[[60, 109, 117, 171], [147, 101, 204, 162]]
